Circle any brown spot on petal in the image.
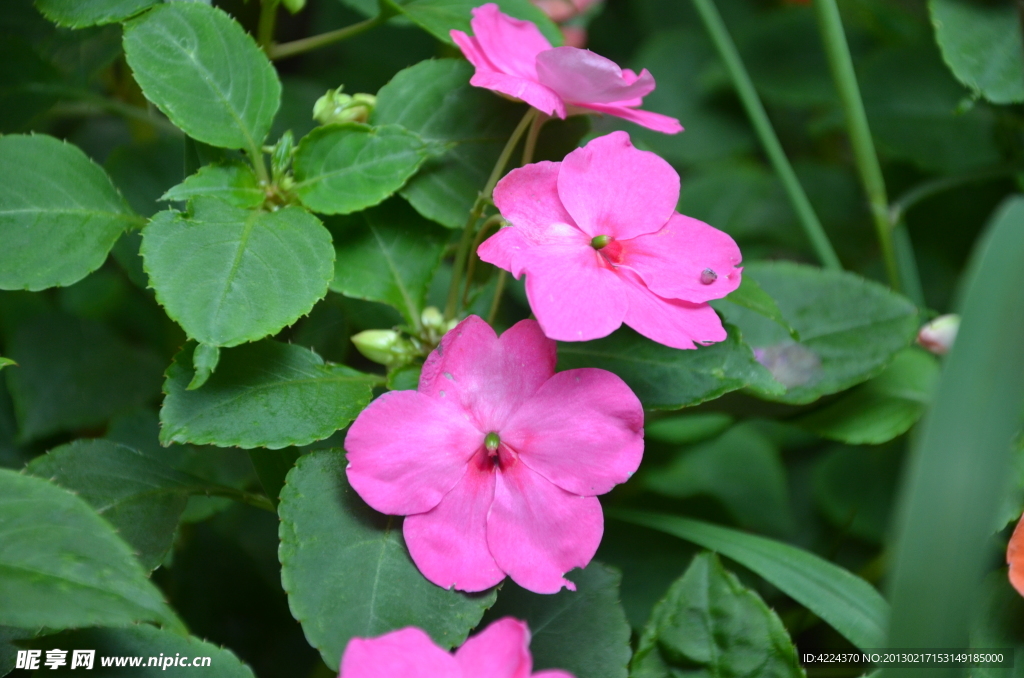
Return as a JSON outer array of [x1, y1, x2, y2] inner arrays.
[[700, 268, 718, 285]]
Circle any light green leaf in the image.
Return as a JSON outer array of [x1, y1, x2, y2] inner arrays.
[[930, 0, 1024, 105], [796, 348, 939, 445], [0, 359, 13, 373], [0, 468, 179, 630], [725, 262, 919, 405], [483, 563, 632, 678], [372, 59, 525, 228], [715, 274, 798, 340], [186, 343, 220, 391], [278, 450, 495, 671], [556, 326, 783, 411], [161, 162, 264, 209], [35, 0, 157, 27], [330, 199, 449, 326], [0, 134, 139, 291], [293, 124, 428, 215], [123, 2, 281, 150], [142, 197, 334, 347], [390, 0, 562, 46], [161, 341, 377, 450], [631, 552, 804, 678], [5, 313, 163, 443], [611, 510, 889, 651]]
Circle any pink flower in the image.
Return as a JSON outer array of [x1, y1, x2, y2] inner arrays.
[[339, 617, 574, 678], [478, 131, 742, 349], [532, 0, 600, 24], [450, 4, 681, 134], [345, 316, 643, 594]]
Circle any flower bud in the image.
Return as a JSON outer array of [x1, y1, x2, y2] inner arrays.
[[916, 314, 960, 356], [351, 330, 415, 366], [313, 87, 376, 125], [421, 306, 446, 332]]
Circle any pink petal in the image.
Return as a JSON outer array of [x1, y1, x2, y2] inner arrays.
[[419, 317, 556, 432], [450, 31, 495, 78], [468, 4, 552, 79], [478, 225, 533, 277], [345, 390, 482, 516], [454, 618, 532, 678], [503, 368, 643, 496], [492, 162, 575, 241], [557, 132, 679, 239], [487, 461, 604, 593], [535, 48, 655, 105], [339, 627, 461, 678], [469, 72, 566, 118], [574, 101, 683, 134], [532, 672, 576, 678], [623, 213, 742, 303], [404, 459, 505, 593], [619, 272, 728, 350]]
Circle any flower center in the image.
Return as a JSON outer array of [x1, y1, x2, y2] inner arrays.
[[590, 235, 611, 249], [700, 268, 718, 285], [484, 432, 501, 455]]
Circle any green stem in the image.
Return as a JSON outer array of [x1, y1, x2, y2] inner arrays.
[[889, 163, 1024, 225], [691, 0, 841, 271], [893, 222, 925, 306], [444, 108, 538, 320], [193, 485, 276, 513], [269, 14, 387, 60], [462, 214, 506, 309], [258, 0, 279, 53], [812, 0, 899, 288], [487, 271, 508, 325]]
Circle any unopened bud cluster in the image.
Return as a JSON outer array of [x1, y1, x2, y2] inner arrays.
[[313, 87, 376, 126], [351, 307, 457, 368]]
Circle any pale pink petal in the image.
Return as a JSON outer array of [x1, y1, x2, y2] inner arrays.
[[623, 213, 742, 303], [469, 72, 566, 118], [557, 132, 679, 239], [345, 391, 482, 516], [522, 245, 629, 342], [454, 618, 532, 678], [478, 226, 532, 277], [619, 272, 728, 350], [469, 3, 551, 79], [503, 368, 643, 496], [487, 461, 603, 594], [536, 48, 655, 104], [339, 627, 461, 678], [492, 162, 575, 240], [574, 101, 683, 134], [532, 671, 576, 678], [404, 459, 504, 593], [419, 317, 556, 432]]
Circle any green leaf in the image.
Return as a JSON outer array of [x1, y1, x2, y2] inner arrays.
[[0, 359, 13, 373], [610, 510, 889, 651], [796, 348, 939, 445], [646, 413, 734, 446], [186, 343, 220, 391], [161, 340, 377, 450], [5, 313, 163, 443], [483, 563, 632, 678], [141, 197, 334, 347], [278, 450, 495, 671], [556, 326, 783, 411], [390, 0, 562, 46], [161, 162, 265, 210], [930, 0, 1024, 105], [0, 36, 61, 132], [970, 572, 1024, 678], [293, 124, 428, 215], [715, 274, 798, 340], [372, 58, 525, 228], [24, 439, 230, 571], [24, 625, 256, 677], [645, 424, 795, 538], [0, 135, 139, 291], [631, 552, 804, 678], [35, 0, 157, 27], [724, 262, 919, 405], [329, 199, 449, 326], [0, 468, 179, 630], [123, 2, 281, 150], [813, 445, 902, 543]]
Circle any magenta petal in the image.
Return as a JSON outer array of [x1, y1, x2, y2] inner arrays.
[[557, 132, 679, 239], [535, 47, 655, 105], [620, 273, 728, 350], [339, 627, 461, 678], [450, 30, 496, 77], [345, 390, 482, 516], [488, 462, 603, 594], [575, 101, 683, 134], [420, 317, 556, 431], [469, 3, 551, 79], [504, 368, 643, 496], [532, 672, 576, 678], [404, 462, 504, 593], [478, 226, 532, 277], [470, 72, 566, 118], [493, 162, 575, 241], [624, 213, 742, 303], [454, 618, 532, 678]]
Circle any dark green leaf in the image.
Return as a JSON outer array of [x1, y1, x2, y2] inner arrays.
[[556, 326, 783, 411], [161, 162, 264, 209], [5, 313, 163, 443], [0, 468, 179, 630], [142, 197, 334, 347], [645, 412, 734, 446], [930, 0, 1024, 105], [391, 0, 562, 46], [631, 552, 804, 678], [35, 0, 157, 27], [330, 199, 449, 326], [0, 134, 139, 291], [278, 450, 495, 670], [161, 340, 377, 450], [714, 274, 798, 340], [293, 124, 428, 215], [123, 3, 281, 150], [970, 572, 1024, 678], [484, 563, 632, 678], [813, 445, 902, 543], [0, 36, 61, 132], [386, 363, 422, 391], [105, 138, 188, 219], [372, 58, 525, 228]]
